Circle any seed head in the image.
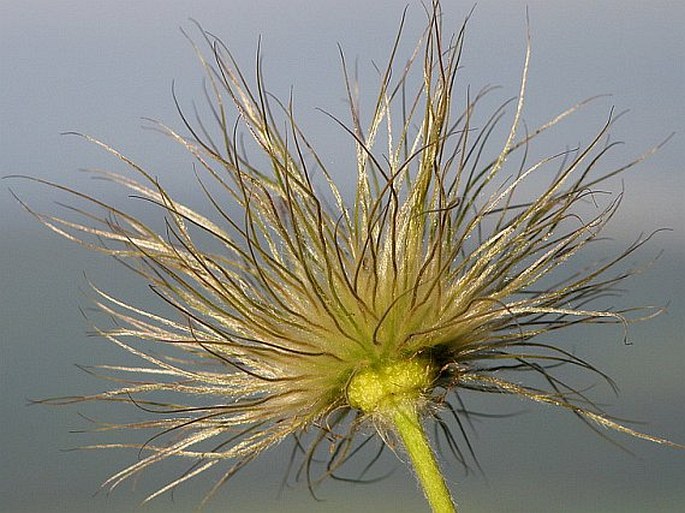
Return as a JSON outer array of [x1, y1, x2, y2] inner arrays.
[[15, 1, 681, 507]]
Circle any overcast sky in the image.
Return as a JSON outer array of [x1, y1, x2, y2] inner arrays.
[[1, 2, 684, 513]]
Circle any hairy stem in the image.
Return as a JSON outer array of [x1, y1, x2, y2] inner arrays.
[[392, 401, 457, 513]]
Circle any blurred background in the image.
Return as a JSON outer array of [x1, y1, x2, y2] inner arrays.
[[1, 1, 683, 512]]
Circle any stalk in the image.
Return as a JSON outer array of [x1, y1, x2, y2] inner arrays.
[[392, 401, 457, 513], [346, 359, 456, 512]]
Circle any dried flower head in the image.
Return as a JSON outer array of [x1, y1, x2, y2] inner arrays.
[[13, 2, 681, 511]]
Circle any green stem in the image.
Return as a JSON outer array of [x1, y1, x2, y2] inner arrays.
[[346, 359, 455, 512], [392, 401, 457, 513]]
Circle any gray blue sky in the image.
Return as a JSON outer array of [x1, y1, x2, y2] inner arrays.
[[1, 1, 684, 512]]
